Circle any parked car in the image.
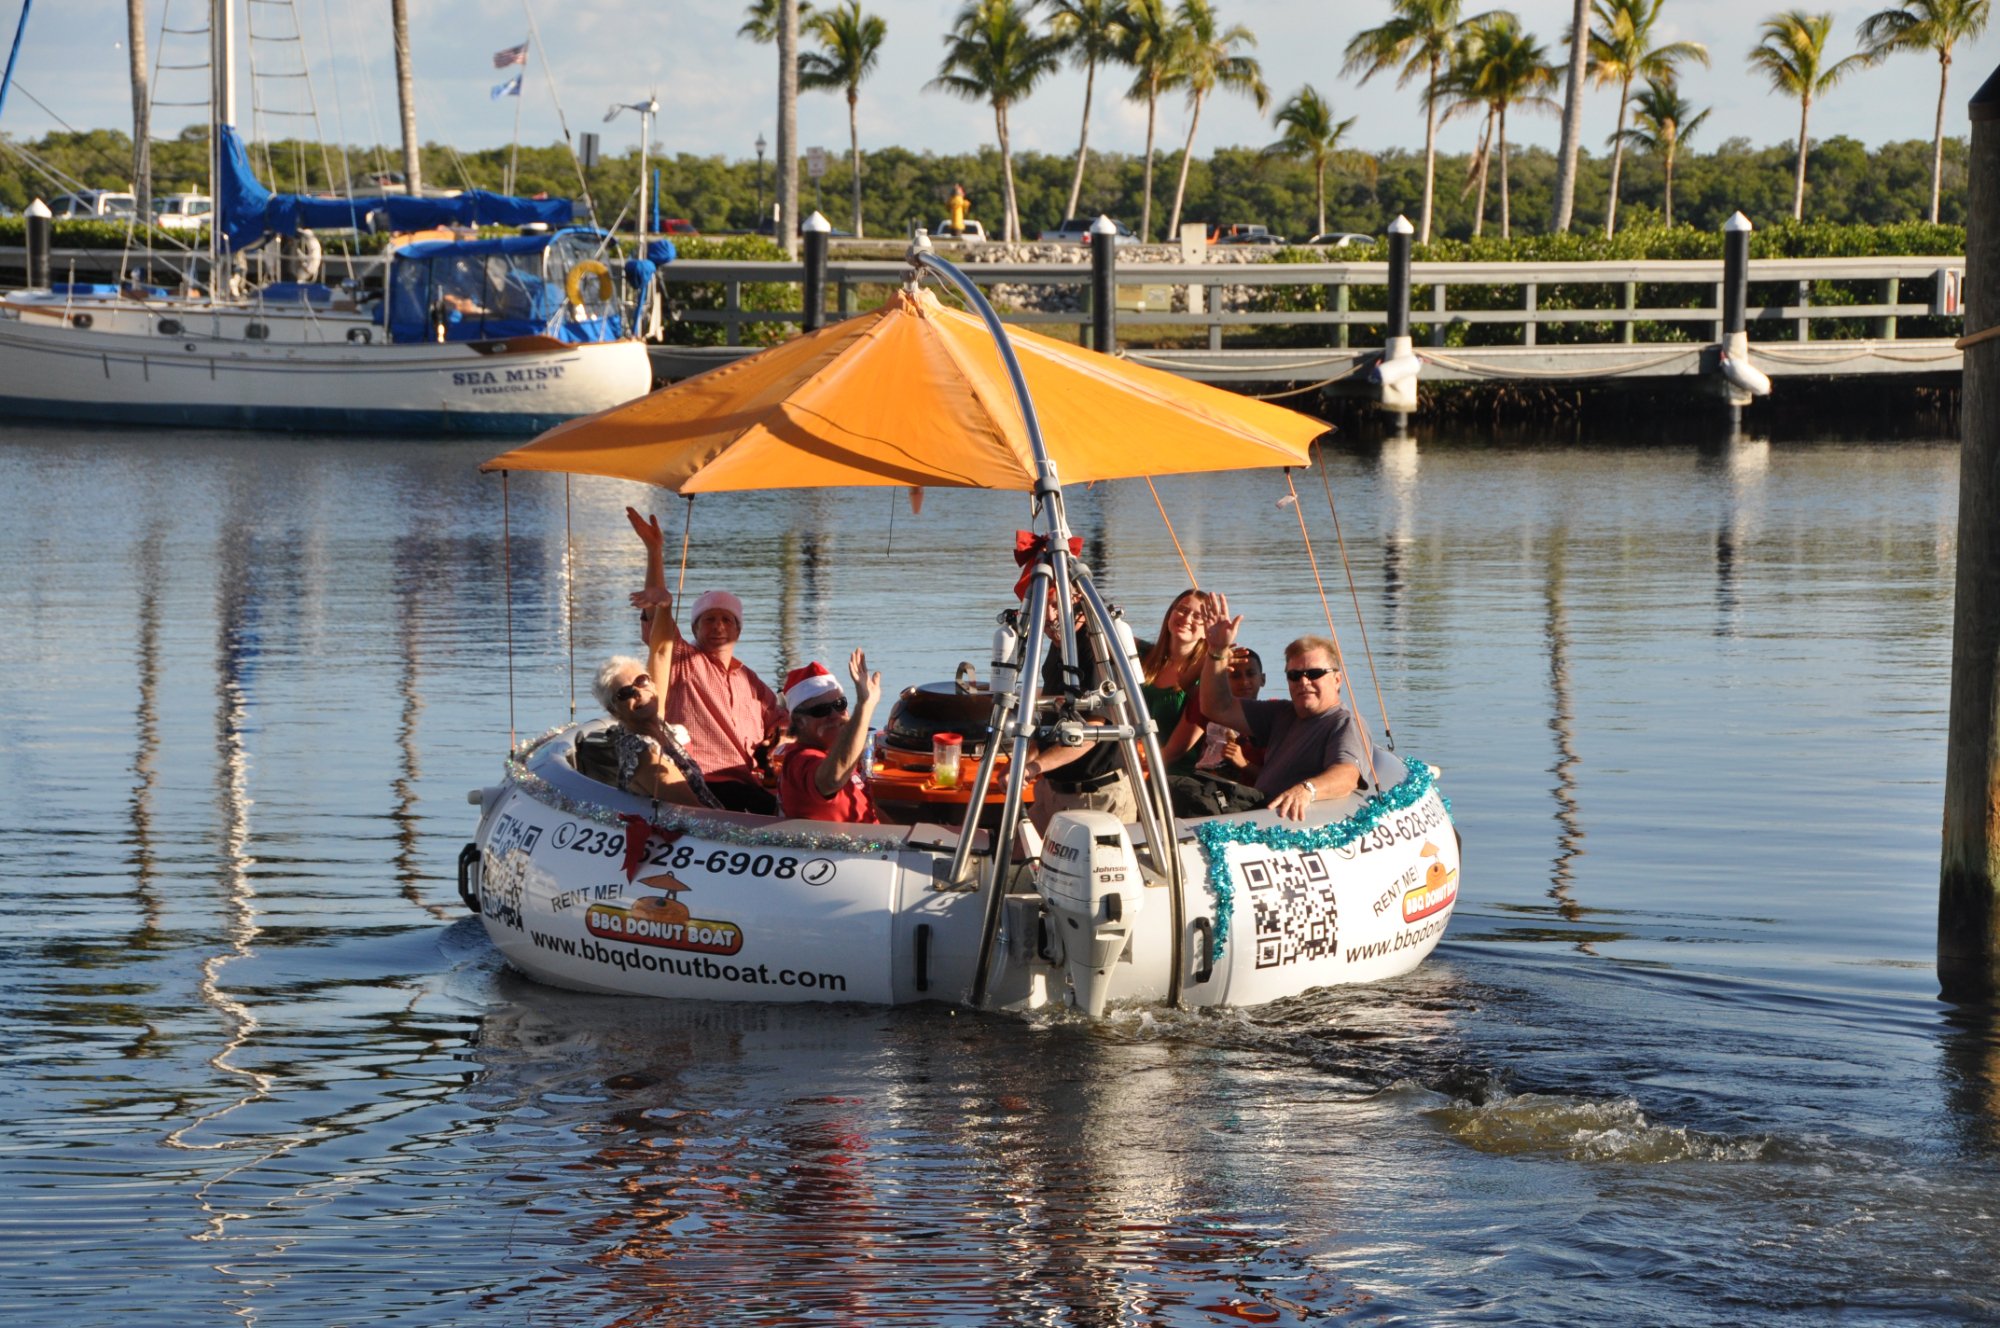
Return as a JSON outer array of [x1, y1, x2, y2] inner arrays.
[[1303, 231, 1376, 248], [1212, 223, 1284, 246], [49, 189, 137, 219], [657, 217, 698, 237], [151, 192, 213, 231], [1037, 216, 1138, 245], [933, 219, 988, 243]]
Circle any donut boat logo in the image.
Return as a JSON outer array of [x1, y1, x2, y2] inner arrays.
[[584, 870, 745, 955], [1401, 842, 1458, 923]]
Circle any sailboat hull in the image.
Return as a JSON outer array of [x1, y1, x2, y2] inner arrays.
[[0, 310, 653, 434]]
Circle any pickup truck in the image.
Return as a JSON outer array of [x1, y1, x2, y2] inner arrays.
[[933, 219, 987, 243]]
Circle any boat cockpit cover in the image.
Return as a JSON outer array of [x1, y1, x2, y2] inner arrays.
[[386, 229, 622, 345], [215, 125, 573, 252], [482, 288, 1328, 491]]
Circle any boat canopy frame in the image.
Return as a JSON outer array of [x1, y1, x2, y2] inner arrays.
[[906, 241, 1188, 1009]]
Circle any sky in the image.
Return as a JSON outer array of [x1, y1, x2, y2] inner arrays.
[[3, 0, 1995, 177]]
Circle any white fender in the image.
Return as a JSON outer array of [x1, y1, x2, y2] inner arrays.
[[1719, 351, 1771, 397]]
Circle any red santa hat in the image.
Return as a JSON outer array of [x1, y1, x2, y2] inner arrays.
[[782, 662, 844, 711]]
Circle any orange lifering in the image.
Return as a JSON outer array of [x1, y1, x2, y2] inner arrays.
[[565, 259, 612, 306]]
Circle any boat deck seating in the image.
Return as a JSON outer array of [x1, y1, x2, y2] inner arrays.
[[535, 722, 1398, 863], [553, 721, 981, 849]]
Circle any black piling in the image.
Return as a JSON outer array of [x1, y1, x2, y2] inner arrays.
[[25, 198, 49, 290], [801, 211, 829, 333], [1386, 215, 1413, 345], [1942, 62, 2000, 999], [1090, 214, 1117, 353], [1722, 212, 1750, 339]]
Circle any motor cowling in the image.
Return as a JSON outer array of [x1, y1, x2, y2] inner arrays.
[[1034, 810, 1143, 1017]]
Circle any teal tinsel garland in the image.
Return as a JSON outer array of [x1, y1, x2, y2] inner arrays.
[[1191, 760, 1448, 962]]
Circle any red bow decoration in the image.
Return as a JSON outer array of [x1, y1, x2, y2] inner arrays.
[[618, 815, 684, 882], [1012, 531, 1084, 600]]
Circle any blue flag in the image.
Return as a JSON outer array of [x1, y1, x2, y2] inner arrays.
[[491, 74, 522, 101]]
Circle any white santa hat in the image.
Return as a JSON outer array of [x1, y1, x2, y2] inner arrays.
[[689, 590, 742, 629], [782, 662, 844, 711]]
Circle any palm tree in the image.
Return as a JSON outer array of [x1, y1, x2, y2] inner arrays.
[[391, 0, 420, 195], [1443, 13, 1560, 238], [1048, 0, 1129, 223], [1343, 0, 1475, 244], [930, 0, 1064, 242], [1551, 0, 1590, 231], [1749, 11, 1868, 220], [1588, 0, 1708, 236], [1119, 0, 1190, 242], [742, 1, 809, 252], [800, 0, 887, 237], [1164, 1, 1268, 239], [1612, 77, 1708, 225], [740, 0, 815, 43], [1265, 85, 1360, 237], [1858, 0, 1991, 222]]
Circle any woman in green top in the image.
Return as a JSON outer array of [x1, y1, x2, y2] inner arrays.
[[1138, 588, 1217, 778]]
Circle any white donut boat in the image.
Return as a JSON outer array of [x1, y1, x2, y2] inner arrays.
[[462, 720, 1458, 1014], [461, 240, 1461, 1017]]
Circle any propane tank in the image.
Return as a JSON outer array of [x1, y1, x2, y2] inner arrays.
[[1112, 613, 1141, 672], [990, 609, 1021, 694]]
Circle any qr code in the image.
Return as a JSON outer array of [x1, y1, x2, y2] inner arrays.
[[1241, 851, 1337, 968]]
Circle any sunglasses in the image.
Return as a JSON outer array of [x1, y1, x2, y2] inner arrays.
[[1285, 667, 1335, 683], [795, 698, 848, 720], [614, 674, 650, 704]]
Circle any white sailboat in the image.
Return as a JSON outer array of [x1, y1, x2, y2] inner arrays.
[[0, 2, 652, 433]]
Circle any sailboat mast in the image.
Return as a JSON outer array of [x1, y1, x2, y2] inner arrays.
[[209, 0, 236, 286], [127, 1, 150, 224]]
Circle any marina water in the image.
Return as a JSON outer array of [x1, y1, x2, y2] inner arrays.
[[2, 424, 1992, 1324]]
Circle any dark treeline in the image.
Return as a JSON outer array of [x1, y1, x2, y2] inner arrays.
[[1, 124, 1966, 241]]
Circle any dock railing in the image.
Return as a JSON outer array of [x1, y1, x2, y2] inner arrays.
[[649, 217, 1965, 407]]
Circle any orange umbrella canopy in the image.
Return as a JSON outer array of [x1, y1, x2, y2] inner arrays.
[[481, 288, 1327, 491]]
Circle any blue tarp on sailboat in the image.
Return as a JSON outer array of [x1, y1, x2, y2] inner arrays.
[[216, 125, 573, 251]]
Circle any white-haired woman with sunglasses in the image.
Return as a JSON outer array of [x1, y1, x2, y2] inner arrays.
[[591, 655, 722, 809]]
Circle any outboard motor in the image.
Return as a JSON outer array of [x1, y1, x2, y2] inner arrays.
[[1034, 810, 1143, 1017]]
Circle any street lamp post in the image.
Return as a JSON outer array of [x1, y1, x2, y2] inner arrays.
[[755, 132, 768, 233]]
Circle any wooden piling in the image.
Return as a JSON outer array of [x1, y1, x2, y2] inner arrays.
[[1941, 64, 2000, 1000]]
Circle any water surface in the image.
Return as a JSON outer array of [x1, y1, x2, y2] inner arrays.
[[1, 425, 1991, 1325]]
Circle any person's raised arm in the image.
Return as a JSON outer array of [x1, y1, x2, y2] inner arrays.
[[626, 505, 666, 598], [630, 586, 680, 700], [1198, 593, 1248, 734], [815, 648, 883, 798]]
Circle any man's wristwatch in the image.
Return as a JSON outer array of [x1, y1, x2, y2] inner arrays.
[[1301, 780, 1317, 802]]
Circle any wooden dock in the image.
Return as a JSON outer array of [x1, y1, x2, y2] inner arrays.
[[647, 251, 1967, 399]]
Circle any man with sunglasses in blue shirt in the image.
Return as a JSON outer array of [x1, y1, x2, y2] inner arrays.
[[1197, 594, 1368, 822]]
